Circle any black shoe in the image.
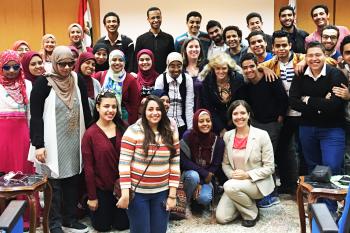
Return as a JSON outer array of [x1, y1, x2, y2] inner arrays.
[[62, 221, 88, 233], [241, 212, 259, 227]]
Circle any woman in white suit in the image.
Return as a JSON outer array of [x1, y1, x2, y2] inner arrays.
[[216, 100, 275, 227]]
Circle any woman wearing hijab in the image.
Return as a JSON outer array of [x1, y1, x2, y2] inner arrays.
[[95, 49, 140, 124], [12, 40, 31, 58], [21, 51, 45, 83], [180, 109, 224, 216], [29, 46, 91, 233], [75, 52, 101, 113], [0, 50, 32, 174], [39, 34, 57, 72], [136, 49, 159, 98], [92, 43, 109, 72], [67, 23, 92, 54]]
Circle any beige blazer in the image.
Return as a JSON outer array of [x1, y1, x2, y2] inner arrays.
[[222, 126, 275, 196]]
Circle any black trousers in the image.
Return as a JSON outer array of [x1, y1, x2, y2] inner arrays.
[[48, 174, 80, 230], [90, 189, 129, 232]]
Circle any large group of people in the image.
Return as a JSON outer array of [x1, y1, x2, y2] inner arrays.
[[1, 3, 350, 233]]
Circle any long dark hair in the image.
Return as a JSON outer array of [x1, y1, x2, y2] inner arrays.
[[92, 90, 127, 134], [141, 95, 176, 157], [181, 37, 205, 68]]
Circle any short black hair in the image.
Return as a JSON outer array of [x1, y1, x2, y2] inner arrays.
[[311, 4, 329, 17], [246, 12, 262, 25], [186, 11, 202, 22], [321, 25, 340, 39], [147, 7, 161, 17], [240, 52, 258, 66], [103, 12, 120, 25], [272, 30, 291, 44], [223, 26, 242, 43], [206, 20, 222, 32], [306, 41, 325, 54], [340, 35, 350, 55], [279, 5, 295, 17], [247, 31, 266, 45]]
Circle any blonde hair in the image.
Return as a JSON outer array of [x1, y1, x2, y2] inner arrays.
[[198, 52, 241, 81]]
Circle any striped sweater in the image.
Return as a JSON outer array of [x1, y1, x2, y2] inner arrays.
[[119, 119, 180, 194]]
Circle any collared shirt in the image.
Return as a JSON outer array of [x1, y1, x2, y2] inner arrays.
[[104, 33, 122, 46], [207, 42, 228, 60], [304, 63, 327, 81]]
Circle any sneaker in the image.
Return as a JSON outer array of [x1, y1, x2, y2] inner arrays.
[[62, 221, 88, 233], [257, 194, 280, 208]]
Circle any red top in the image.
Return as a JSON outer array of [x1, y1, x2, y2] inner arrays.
[[233, 136, 248, 149], [81, 123, 123, 200]]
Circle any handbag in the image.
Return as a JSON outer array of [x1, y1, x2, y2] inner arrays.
[[310, 165, 332, 183], [114, 143, 159, 201], [169, 181, 187, 220]]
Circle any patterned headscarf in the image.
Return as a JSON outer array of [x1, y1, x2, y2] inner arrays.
[[0, 50, 28, 104]]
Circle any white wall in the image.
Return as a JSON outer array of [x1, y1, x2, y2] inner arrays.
[[99, 0, 274, 42]]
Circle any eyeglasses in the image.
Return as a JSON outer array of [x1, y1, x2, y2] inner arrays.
[[322, 35, 338, 40], [57, 61, 75, 68], [2, 64, 20, 71]]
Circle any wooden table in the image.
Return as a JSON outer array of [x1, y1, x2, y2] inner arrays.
[[0, 175, 52, 233], [296, 176, 347, 233]]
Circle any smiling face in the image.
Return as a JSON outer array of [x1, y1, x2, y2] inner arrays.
[[247, 17, 263, 32], [95, 49, 108, 65], [306, 47, 326, 74], [2, 61, 20, 79], [168, 60, 182, 78], [138, 54, 152, 71], [56, 59, 74, 77], [242, 59, 259, 81], [29, 55, 45, 76], [214, 64, 229, 81], [43, 38, 56, 52], [342, 43, 350, 65], [145, 100, 162, 127], [249, 34, 267, 57], [16, 44, 30, 57], [312, 7, 329, 28], [321, 28, 338, 52], [80, 59, 96, 76], [160, 95, 170, 112], [273, 37, 291, 60], [207, 26, 223, 44], [197, 112, 212, 134], [232, 104, 250, 129], [104, 16, 119, 34], [110, 56, 125, 73], [187, 16, 201, 35], [97, 97, 117, 123], [186, 39, 201, 60], [279, 9, 295, 29], [69, 26, 83, 43], [147, 10, 162, 30], [225, 29, 240, 49]]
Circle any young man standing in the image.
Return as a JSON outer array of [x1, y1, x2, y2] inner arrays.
[[134, 7, 174, 74], [305, 4, 349, 51], [247, 31, 273, 63], [174, 11, 211, 57], [223, 25, 248, 64], [246, 12, 272, 52], [206, 20, 228, 59], [321, 25, 341, 60], [240, 52, 289, 207], [96, 12, 134, 72], [279, 5, 309, 54]]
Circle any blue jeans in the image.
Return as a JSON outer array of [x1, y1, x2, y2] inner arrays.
[[127, 190, 169, 233], [183, 170, 213, 205], [299, 126, 345, 175]]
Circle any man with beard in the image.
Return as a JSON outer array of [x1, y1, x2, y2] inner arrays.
[[321, 25, 341, 60], [305, 4, 349, 51], [247, 31, 273, 63], [206, 20, 228, 59], [96, 12, 134, 72], [246, 12, 273, 52], [279, 6, 309, 54], [223, 25, 248, 64], [134, 7, 175, 74], [174, 11, 211, 57]]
